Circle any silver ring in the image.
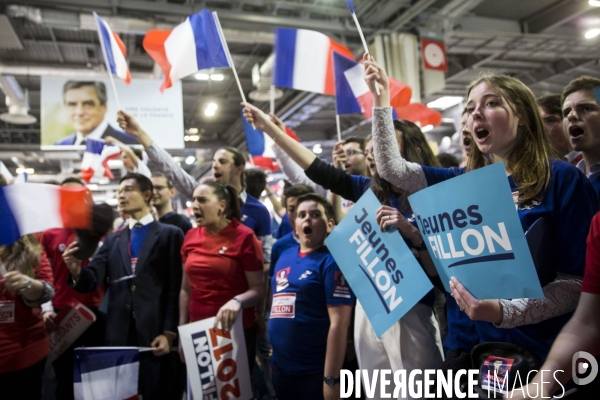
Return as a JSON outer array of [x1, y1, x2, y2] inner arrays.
[[459, 307, 465, 312]]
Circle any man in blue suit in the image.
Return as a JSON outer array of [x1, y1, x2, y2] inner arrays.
[[63, 173, 183, 399], [54, 81, 137, 145]]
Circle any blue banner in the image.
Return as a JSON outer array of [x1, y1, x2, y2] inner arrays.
[[325, 189, 433, 338], [408, 162, 543, 299]]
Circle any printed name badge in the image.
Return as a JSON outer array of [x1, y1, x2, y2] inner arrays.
[[0, 301, 15, 324], [333, 271, 352, 299], [481, 355, 515, 394], [270, 293, 296, 318]]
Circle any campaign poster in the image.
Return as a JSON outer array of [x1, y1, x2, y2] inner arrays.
[[325, 189, 433, 338], [408, 162, 544, 299], [41, 76, 184, 148], [179, 316, 252, 400]]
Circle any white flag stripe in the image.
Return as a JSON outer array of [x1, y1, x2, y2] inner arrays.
[[293, 30, 330, 94], [165, 18, 199, 84]]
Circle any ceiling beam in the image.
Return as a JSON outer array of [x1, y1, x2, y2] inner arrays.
[[522, 0, 592, 34]]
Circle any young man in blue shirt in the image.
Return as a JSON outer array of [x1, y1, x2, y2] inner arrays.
[[269, 193, 354, 400]]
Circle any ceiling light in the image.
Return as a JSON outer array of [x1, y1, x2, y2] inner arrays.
[[195, 73, 209, 80], [312, 144, 322, 154], [188, 127, 198, 134], [184, 135, 190, 141], [185, 156, 195, 165], [589, 0, 600, 7], [205, 108, 215, 116], [426, 96, 463, 110], [16, 167, 34, 174], [188, 135, 200, 142], [585, 28, 600, 39], [421, 125, 434, 132], [87, 184, 98, 190], [207, 102, 218, 110], [210, 74, 224, 81], [186, 201, 192, 207], [98, 178, 110, 184]]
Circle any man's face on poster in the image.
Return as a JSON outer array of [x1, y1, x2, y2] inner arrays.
[[64, 85, 107, 136]]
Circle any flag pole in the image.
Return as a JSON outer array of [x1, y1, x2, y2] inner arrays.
[[336, 114, 342, 142], [213, 12, 256, 128], [350, 12, 380, 96], [93, 12, 122, 110], [270, 85, 275, 115]]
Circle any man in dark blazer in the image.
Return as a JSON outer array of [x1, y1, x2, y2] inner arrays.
[[63, 173, 183, 399], [54, 80, 138, 145]]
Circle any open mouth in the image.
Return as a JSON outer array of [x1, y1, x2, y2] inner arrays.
[[213, 172, 222, 180], [463, 136, 472, 148], [302, 226, 313, 235], [569, 126, 584, 138], [368, 162, 376, 170], [474, 128, 490, 140], [193, 212, 203, 220]]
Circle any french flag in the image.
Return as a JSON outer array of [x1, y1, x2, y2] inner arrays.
[[74, 348, 140, 400], [274, 28, 354, 96], [93, 13, 131, 84], [242, 109, 278, 170], [143, 9, 230, 92], [80, 138, 121, 183], [333, 52, 412, 118], [0, 184, 92, 246]]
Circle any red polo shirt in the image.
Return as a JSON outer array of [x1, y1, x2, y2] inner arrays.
[[181, 219, 263, 329]]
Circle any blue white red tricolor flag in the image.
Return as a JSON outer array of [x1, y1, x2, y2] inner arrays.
[[74, 348, 140, 400], [0, 184, 93, 246], [93, 12, 131, 84], [143, 9, 230, 92], [80, 138, 121, 183], [274, 28, 354, 95], [333, 52, 412, 118], [241, 109, 278, 170]]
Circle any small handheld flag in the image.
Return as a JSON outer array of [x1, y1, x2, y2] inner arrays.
[[80, 138, 121, 183]]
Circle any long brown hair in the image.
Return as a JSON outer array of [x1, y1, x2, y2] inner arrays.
[[0, 234, 41, 278], [369, 120, 441, 210], [466, 74, 553, 205]]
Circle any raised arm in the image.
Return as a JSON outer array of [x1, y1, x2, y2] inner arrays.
[[363, 57, 428, 193], [117, 110, 197, 199], [243, 103, 316, 170]]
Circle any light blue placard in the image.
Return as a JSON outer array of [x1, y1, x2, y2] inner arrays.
[[408, 162, 543, 300], [325, 189, 433, 338]]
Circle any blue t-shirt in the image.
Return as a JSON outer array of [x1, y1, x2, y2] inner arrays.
[[268, 246, 355, 374], [241, 194, 271, 237], [422, 159, 597, 362], [269, 232, 299, 277], [274, 213, 293, 239]]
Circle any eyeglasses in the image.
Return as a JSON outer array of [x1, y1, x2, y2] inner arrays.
[[346, 150, 364, 157], [117, 186, 139, 195]]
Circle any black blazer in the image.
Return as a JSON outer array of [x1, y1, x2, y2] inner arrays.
[[71, 221, 183, 346], [55, 124, 139, 145]]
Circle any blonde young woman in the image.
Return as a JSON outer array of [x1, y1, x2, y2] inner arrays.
[[364, 56, 596, 376]]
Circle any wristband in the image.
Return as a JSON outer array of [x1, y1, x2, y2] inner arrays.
[[232, 297, 243, 308], [21, 277, 32, 293]]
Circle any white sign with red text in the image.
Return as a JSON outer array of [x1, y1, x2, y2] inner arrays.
[[179, 316, 252, 400], [48, 299, 96, 362]]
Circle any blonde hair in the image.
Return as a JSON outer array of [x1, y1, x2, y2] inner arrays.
[[466, 74, 553, 205], [0, 235, 41, 278]]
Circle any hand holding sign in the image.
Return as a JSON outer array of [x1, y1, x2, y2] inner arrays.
[[375, 205, 421, 244], [449, 276, 503, 324], [214, 298, 242, 332]]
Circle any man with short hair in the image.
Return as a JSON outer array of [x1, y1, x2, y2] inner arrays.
[[54, 81, 137, 145], [537, 93, 580, 164], [562, 76, 600, 195], [63, 173, 183, 399], [151, 172, 192, 234], [331, 136, 368, 177]]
